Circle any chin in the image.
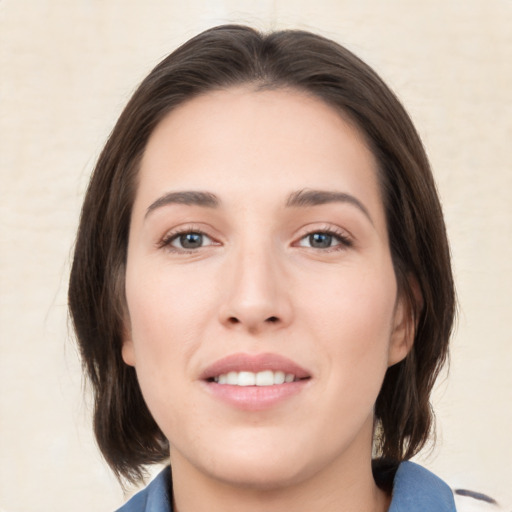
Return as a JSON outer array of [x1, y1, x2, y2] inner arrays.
[[207, 456, 311, 491], [191, 433, 337, 492]]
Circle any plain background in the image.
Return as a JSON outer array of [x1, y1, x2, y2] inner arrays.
[[1, 1, 511, 510]]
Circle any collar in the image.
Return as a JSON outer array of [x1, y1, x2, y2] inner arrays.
[[389, 461, 456, 511], [117, 461, 456, 511], [115, 467, 171, 512]]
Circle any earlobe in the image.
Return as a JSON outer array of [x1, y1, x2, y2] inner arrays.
[[388, 297, 415, 366], [388, 277, 422, 366], [121, 339, 136, 367], [121, 318, 136, 367]]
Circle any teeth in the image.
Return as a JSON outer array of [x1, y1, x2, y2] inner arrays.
[[271, 370, 285, 385], [227, 371, 240, 385], [213, 370, 296, 386], [237, 371, 255, 386]]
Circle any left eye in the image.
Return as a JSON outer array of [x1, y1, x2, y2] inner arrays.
[[169, 232, 214, 250], [298, 232, 344, 249]]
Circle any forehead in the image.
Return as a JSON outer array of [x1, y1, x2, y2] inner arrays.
[[136, 87, 384, 226]]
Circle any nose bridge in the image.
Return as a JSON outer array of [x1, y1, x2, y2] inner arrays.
[[220, 235, 291, 331], [237, 241, 278, 301]]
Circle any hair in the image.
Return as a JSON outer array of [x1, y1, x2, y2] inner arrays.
[[68, 24, 455, 484]]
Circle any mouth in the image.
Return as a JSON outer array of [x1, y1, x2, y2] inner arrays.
[[209, 370, 303, 386], [201, 352, 311, 383], [200, 353, 311, 410]]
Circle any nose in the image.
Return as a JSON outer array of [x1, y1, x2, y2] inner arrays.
[[218, 245, 293, 334]]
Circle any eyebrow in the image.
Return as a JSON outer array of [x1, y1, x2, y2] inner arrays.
[[286, 189, 373, 224], [145, 188, 372, 224], [145, 191, 219, 218]]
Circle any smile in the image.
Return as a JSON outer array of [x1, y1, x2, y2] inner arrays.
[[200, 353, 311, 410], [212, 370, 298, 386]]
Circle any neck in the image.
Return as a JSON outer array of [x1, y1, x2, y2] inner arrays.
[[170, 435, 390, 512]]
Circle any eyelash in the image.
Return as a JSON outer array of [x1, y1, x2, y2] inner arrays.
[[158, 226, 217, 253], [295, 226, 353, 252], [157, 226, 353, 253]]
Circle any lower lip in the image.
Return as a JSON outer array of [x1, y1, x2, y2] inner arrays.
[[202, 380, 309, 411]]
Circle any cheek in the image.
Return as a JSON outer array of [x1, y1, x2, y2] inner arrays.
[[123, 260, 223, 411], [123, 271, 199, 430], [126, 262, 212, 344], [305, 259, 396, 336], [301, 262, 397, 386]]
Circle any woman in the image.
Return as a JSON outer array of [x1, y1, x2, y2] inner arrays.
[[69, 25, 461, 511]]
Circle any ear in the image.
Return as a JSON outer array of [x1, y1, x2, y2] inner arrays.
[[121, 339, 136, 367], [121, 318, 136, 367], [388, 278, 422, 367]]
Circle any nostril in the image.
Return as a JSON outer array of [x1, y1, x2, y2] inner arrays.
[[224, 315, 280, 326]]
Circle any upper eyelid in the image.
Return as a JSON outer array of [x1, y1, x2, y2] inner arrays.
[[163, 226, 209, 239], [160, 222, 218, 239], [294, 223, 353, 240]]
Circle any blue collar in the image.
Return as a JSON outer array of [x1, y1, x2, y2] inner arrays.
[[389, 461, 456, 511], [117, 461, 456, 511]]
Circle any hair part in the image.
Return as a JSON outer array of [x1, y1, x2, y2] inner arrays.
[[69, 24, 455, 483]]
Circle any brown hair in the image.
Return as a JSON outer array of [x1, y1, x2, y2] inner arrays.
[[68, 25, 455, 483]]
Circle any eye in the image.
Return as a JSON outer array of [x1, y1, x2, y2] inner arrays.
[[165, 231, 215, 250], [297, 230, 351, 250]]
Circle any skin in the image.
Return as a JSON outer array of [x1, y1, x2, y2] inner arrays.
[[122, 87, 414, 512]]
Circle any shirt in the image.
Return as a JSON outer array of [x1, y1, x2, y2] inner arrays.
[[116, 461, 461, 511]]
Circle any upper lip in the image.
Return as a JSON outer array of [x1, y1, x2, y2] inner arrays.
[[199, 353, 311, 380]]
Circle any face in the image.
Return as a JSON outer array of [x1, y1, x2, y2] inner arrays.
[[122, 88, 412, 490]]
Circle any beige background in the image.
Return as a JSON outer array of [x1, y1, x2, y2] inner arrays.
[[1, 1, 511, 510]]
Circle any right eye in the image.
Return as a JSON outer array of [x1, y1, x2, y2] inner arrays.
[[164, 231, 216, 251]]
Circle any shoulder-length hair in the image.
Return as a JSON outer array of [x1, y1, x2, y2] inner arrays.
[[69, 25, 455, 483]]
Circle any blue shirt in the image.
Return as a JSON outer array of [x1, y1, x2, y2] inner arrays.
[[116, 461, 457, 511]]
